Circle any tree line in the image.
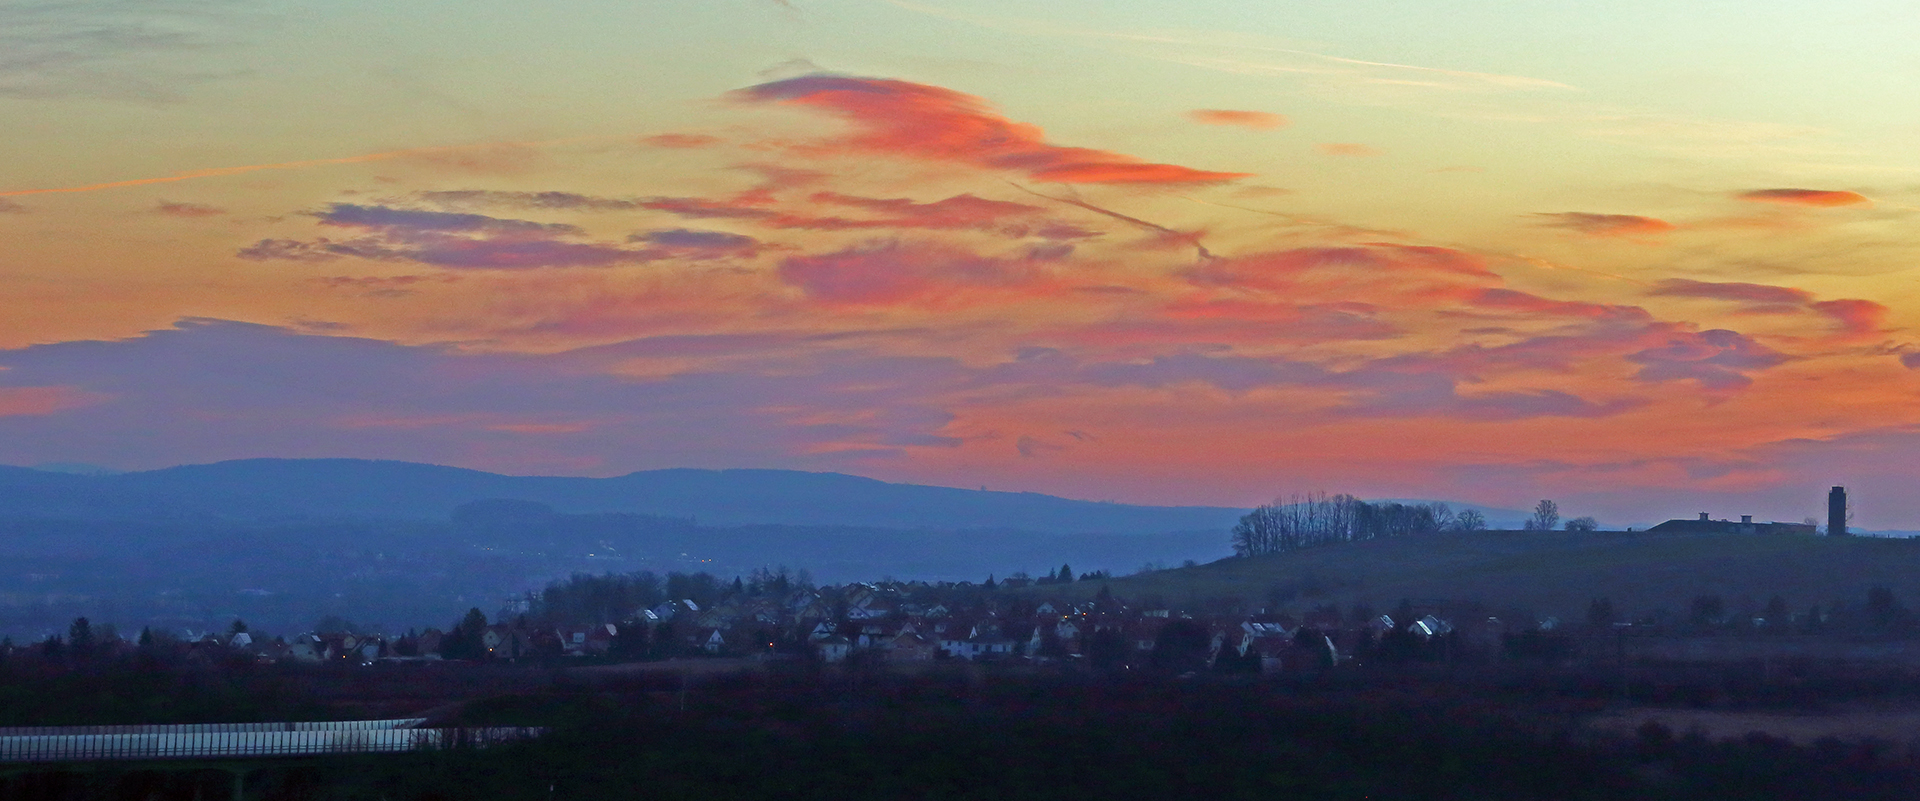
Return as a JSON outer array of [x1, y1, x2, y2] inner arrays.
[[1231, 493, 1471, 556]]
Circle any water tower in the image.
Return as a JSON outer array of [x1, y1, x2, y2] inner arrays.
[[1828, 486, 1848, 537]]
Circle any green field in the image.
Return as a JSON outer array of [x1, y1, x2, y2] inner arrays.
[[1052, 531, 1920, 621]]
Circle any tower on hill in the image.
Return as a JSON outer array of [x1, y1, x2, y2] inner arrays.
[[1829, 486, 1849, 537]]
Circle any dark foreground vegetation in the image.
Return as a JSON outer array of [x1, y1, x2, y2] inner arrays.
[[7, 656, 1920, 800]]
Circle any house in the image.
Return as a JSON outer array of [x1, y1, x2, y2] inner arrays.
[[888, 631, 937, 661], [1241, 635, 1291, 675], [1647, 512, 1815, 536], [481, 626, 533, 660], [814, 635, 852, 663], [554, 624, 619, 656], [288, 633, 329, 662], [1409, 615, 1454, 640], [696, 629, 726, 655]]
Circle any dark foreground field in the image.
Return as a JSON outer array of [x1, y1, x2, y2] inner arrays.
[[7, 660, 1920, 800]]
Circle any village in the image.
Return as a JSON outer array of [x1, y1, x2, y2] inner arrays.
[[94, 575, 1491, 677]]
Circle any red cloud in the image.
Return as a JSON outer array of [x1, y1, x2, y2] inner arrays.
[[1739, 188, 1871, 207], [641, 133, 722, 149], [736, 75, 1248, 185], [1187, 109, 1289, 130], [1317, 143, 1380, 157], [1535, 212, 1675, 238]]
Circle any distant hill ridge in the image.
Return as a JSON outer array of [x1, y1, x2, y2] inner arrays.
[[0, 458, 1246, 534]]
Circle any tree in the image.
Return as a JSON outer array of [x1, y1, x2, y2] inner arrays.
[[229, 619, 249, 635], [1689, 595, 1725, 628], [67, 617, 94, 659], [1867, 587, 1910, 632], [1451, 509, 1486, 531], [1525, 500, 1560, 531], [1149, 619, 1213, 674], [442, 608, 490, 660], [1564, 516, 1598, 532], [1587, 598, 1615, 629], [1763, 595, 1790, 633], [1058, 564, 1074, 583], [1086, 628, 1129, 673]]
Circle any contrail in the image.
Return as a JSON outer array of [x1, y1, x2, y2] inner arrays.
[[1007, 182, 1213, 262]]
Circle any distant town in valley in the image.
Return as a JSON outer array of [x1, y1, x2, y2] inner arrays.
[[6, 461, 1920, 799]]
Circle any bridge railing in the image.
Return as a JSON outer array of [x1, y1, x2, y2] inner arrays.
[[0, 726, 541, 763], [0, 719, 428, 737]]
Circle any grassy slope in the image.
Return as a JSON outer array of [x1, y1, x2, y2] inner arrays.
[[1046, 531, 1920, 620]]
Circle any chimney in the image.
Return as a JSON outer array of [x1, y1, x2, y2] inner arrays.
[[1741, 515, 1753, 524], [1829, 486, 1849, 536], [1698, 512, 1710, 521]]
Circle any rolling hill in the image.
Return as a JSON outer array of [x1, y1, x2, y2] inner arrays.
[[0, 458, 1245, 534], [1046, 529, 1920, 623]]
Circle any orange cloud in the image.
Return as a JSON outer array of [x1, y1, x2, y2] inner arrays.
[[1738, 188, 1871, 207], [0, 386, 106, 417], [1187, 109, 1289, 129], [1534, 212, 1675, 238], [1317, 143, 1380, 157], [736, 74, 1249, 185], [153, 200, 225, 217], [641, 133, 722, 149]]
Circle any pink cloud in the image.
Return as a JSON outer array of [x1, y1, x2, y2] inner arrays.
[[241, 204, 684, 269], [641, 133, 723, 149], [736, 74, 1249, 185], [1649, 279, 1812, 306], [1189, 244, 1498, 294], [1187, 109, 1289, 130], [1535, 212, 1675, 238], [1810, 298, 1889, 340], [778, 241, 1043, 306], [1650, 280, 1888, 341], [1317, 143, 1380, 157], [1469, 288, 1651, 322], [153, 200, 225, 218], [0, 386, 106, 417], [1739, 188, 1871, 207]]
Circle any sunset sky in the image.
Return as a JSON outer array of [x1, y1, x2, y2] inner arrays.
[[4, 0, 1919, 526]]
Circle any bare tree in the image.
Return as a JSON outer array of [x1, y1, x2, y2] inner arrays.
[[1234, 493, 1456, 556], [1564, 516, 1598, 532], [1524, 500, 1560, 531], [1451, 509, 1486, 531]]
